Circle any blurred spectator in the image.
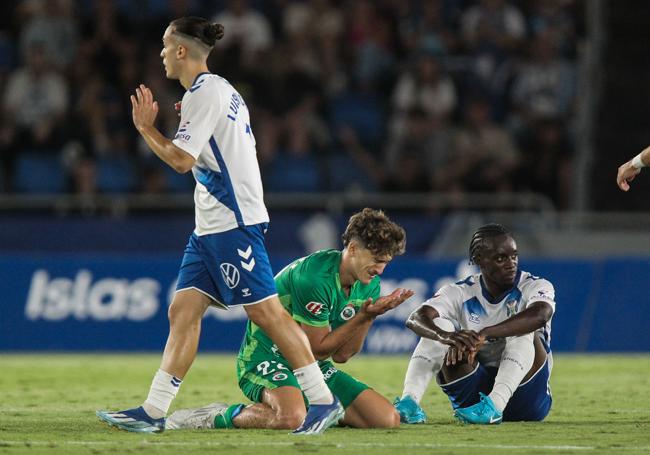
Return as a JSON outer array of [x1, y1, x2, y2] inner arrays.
[[460, 0, 526, 113], [79, 0, 134, 85], [528, 0, 578, 57], [437, 98, 520, 192], [392, 52, 457, 123], [1, 41, 68, 184], [516, 118, 573, 209], [510, 30, 576, 135], [396, 0, 458, 57], [212, 0, 273, 68], [19, 0, 78, 70], [265, 112, 323, 192]]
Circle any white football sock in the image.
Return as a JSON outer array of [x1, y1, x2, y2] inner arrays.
[[143, 369, 182, 418], [293, 362, 334, 405], [402, 318, 452, 403], [489, 333, 535, 412]]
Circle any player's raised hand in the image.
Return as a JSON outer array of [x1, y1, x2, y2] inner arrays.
[[130, 84, 159, 132], [616, 160, 641, 191], [361, 288, 415, 317]]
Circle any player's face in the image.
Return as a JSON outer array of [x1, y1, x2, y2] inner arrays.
[[479, 235, 518, 289], [352, 244, 392, 284], [160, 27, 179, 79]]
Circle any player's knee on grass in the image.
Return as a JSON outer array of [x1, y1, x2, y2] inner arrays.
[[273, 408, 306, 430]]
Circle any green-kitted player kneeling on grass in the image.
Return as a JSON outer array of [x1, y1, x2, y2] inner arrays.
[[166, 208, 414, 433]]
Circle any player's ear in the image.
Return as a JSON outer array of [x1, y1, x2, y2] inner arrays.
[[176, 44, 186, 59]]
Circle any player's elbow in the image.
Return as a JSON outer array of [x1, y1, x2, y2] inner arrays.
[[171, 158, 194, 174], [170, 150, 195, 173]]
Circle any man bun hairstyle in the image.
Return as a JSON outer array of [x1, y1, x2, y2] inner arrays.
[[469, 223, 510, 264], [342, 208, 406, 257], [170, 16, 224, 48]]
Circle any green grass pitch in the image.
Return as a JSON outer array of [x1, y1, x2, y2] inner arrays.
[[1, 354, 649, 454]]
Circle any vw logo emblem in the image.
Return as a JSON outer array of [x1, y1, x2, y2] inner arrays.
[[220, 263, 240, 289]]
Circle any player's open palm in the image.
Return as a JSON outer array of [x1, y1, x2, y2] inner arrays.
[[362, 288, 415, 317], [130, 84, 159, 132]]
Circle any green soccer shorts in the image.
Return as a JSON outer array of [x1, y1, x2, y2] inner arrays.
[[237, 354, 369, 408]]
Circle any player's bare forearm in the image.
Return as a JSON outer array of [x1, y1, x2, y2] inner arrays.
[[302, 312, 374, 361], [406, 306, 482, 351], [479, 301, 553, 339], [137, 125, 195, 173], [331, 318, 373, 363]]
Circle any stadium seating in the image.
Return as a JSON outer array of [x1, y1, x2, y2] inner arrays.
[[13, 152, 67, 193], [96, 157, 136, 193]]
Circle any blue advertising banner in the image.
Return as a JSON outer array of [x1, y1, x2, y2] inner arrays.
[[1, 255, 649, 352]]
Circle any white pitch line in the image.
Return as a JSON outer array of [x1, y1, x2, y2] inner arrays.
[[0, 440, 597, 450]]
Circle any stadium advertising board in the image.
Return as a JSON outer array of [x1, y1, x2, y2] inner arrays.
[[1, 255, 649, 352]]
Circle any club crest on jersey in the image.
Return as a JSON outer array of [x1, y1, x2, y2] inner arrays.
[[340, 304, 356, 321], [305, 301, 324, 315], [220, 262, 240, 289], [506, 298, 519, 317], [469, 312, 480, 324]]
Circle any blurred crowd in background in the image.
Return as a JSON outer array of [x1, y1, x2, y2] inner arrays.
[[0, 0, 583, 209]]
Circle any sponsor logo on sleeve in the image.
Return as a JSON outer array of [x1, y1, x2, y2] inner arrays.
[[305, 301, 324, 315]]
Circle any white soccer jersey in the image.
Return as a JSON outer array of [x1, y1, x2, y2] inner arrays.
[[172, 72, 269, 235], [422, 270, 556, 365]]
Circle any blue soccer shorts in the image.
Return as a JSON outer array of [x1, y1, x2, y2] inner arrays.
[[175, 223, 277, 308], [439, 357, 553, 421]]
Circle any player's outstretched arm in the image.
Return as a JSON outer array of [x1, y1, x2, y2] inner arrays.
[[406, 305, 482, 352], [131, 84, 195, 173], [617, 146, 649, 191], [303, 288, 413, 362], [479, 301, 553, 339], [331, 288, 415, 363]]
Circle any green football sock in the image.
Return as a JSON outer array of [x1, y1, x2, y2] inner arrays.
[[213, 404, 245, 429]]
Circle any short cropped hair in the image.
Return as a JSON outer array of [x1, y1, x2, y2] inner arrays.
[[342, 208, 406, 257], [468, 223, 511, 264]]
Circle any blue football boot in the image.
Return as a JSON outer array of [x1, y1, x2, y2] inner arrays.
[[292, 397, 345, 435], [394, 396, 427, 424], [96, 406, 165, 433], [454, 393, 503, 425]]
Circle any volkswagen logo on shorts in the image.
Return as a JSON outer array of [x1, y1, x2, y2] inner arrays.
[[220, 263, 240, 289]]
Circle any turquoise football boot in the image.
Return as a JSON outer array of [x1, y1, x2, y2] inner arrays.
[[454, 393, 503, 424], [394, 395, 427, 424]]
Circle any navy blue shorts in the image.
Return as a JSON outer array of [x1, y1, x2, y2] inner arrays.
[[439, 358, 552, 421], [175, 223, 277, 307]]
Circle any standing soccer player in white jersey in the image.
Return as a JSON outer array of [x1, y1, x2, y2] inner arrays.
[[617, 146, 649, 191], [96, 16, 343, 435], [394, 224, 555, 425]]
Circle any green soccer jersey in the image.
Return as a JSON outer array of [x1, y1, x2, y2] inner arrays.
[[237, 249, 380, 365]]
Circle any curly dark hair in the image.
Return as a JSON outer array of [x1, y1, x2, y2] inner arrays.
[[468, 223, 511, 264], [341, 208, 406, 257]]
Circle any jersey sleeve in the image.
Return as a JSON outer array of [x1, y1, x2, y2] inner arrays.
[[523, 278, 556, 314], [172, 84, 223, 159], [421, 283, 463, 320], [290, 272, 331, 328]]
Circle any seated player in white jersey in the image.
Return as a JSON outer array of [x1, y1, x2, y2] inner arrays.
[[96, 16, 343, 435], [394, 223, 555, 425]]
